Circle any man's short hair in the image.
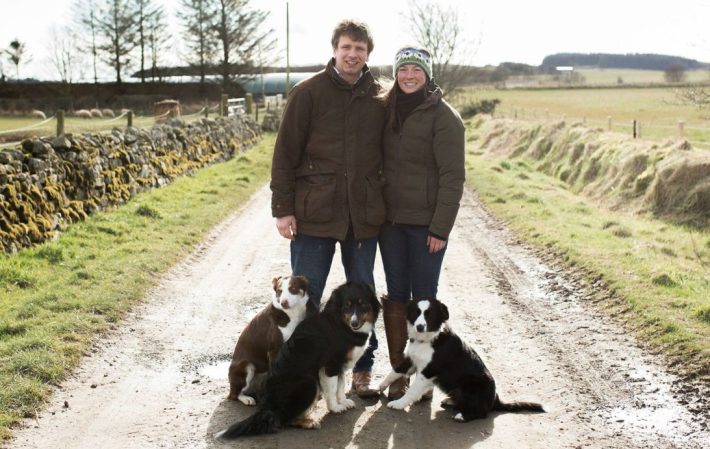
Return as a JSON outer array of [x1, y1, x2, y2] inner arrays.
[[331, 20, 374, 54]]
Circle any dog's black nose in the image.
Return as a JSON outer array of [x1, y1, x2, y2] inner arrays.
[[416, 324, 425, 332]]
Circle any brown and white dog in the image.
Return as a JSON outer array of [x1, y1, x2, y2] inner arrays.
[[227, 275, 309, 405]]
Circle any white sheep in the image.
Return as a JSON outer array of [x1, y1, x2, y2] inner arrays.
[[90, 108, 103, 118], [102, 108, 115, 118], [31, 109, 47, 120], [75, 109, 92, 119]]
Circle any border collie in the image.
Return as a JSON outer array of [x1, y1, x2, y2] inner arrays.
[[216, 282, 381, 439], [379, 297, 544, 421], [227, 275, 310, 405]]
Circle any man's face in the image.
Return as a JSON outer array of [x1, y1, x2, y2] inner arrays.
[[332, 34, 369, 83]]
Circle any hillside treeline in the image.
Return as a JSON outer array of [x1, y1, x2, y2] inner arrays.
[[541, 53, 708, 71]]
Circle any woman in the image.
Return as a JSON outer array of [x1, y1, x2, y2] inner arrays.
[[379, 46, 465, 399]]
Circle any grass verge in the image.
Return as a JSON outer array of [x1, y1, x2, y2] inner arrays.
[[465, 148, 709, 383], [0, 133, 275, 439]]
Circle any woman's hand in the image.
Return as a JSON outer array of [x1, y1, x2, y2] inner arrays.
[[426, 235, 447, 254]]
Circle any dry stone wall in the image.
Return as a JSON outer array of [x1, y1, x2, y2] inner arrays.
[[0, 116, 261, 253]]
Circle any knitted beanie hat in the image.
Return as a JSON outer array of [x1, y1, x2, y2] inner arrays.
[[393, 46, 433, 80]]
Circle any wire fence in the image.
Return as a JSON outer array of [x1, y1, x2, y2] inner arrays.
[[496, 108, 710, 150]]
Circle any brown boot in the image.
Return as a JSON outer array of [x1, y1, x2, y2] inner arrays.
[[382, 296, 410, 400], [351, 371, 380, 398]]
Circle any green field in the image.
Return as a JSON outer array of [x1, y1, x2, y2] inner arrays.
[[576, 68, 710, 85], [458, 86, 710, 148], [0, 111, 210, 146]]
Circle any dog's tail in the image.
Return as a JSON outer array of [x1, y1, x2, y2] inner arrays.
[[493, 394, 544, 413], [215, 409, 281, 439]]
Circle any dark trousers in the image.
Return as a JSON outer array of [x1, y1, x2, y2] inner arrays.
[[378, 223, 447, 303], [290, 229, 378, 372]]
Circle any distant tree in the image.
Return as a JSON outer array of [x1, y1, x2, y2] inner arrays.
[[213, 0, 276, 87], [74, 0, 101, 84], [134, 0, 163, 83], [47, 25, 82, 83], [95, 0, 138, 84], [664, 64, 687, 83], [179, 0, 217, 86], [146, 4, 170, 82], [404, 0, 478, 96], [4, 39, 31, 79]]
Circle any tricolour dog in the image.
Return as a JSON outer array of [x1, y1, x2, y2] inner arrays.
[[227, 275, 309, 405], [379, 297, 544, 421], [216, 282, 381, 439]]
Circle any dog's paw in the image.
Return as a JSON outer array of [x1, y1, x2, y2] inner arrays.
[[440, 397, 455, 408], [290, 417, 321, 429], [387, 399, 409, 410], [453, 412, 465, 422], [328, 402, 350, 414], [238, 395, 256, 406], [342, 398, 355, 409]]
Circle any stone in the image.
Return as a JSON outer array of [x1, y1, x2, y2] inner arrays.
[[52, 135, 72, 150]]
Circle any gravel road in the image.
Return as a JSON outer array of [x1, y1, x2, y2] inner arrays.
[[6, 184, 707, 449]]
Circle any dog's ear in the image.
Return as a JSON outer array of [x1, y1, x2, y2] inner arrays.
[[323, 284, 343, 314], [272, 276, 281, 292], [440, 301, 450, 321], [365, 284, 381, 312]]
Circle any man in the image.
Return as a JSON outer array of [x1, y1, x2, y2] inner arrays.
[[270, 20, 386, 398]]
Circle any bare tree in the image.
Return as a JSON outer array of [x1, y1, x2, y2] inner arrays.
[[4, 39, 31, 80], [213, 0, 276, 87], [134, 0, 163, 83], [664, 64, 687, 83], [47, 25, 82, 83], [74, 0, 101, 84], [179, 0, 217, 86], [675, 87, 710, 111], [95, 0, 138, 84], [147, 5, 170, 82], [403, 0, 478, 96]]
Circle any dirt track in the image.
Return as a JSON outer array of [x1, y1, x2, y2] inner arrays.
[[6, 184, 708, 449]]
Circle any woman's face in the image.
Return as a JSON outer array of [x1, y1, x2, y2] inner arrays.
[[397, 64, 427, 94]]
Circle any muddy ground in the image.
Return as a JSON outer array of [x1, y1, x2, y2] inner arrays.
[[6, 185, 708, 449]]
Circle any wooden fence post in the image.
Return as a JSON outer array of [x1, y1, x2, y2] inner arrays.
[[633, 119, 637, 138], [56, 110, 64, 136], [607, 116, 612, 131], [204, 99, 209, 118], [127, 110, 133, 128], [678, 120, 684, 138], [220, 94, 228, 117], [245, 92, 253, 114]]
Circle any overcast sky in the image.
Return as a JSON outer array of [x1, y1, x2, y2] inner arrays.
[[1, 0, 708, 81]]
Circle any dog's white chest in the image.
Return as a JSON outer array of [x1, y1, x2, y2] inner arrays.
[[406, 340, 435, 370], [279, 309, 306, 342], [345, 334, 370, 370]]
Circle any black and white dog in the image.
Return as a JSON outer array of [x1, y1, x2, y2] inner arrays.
[[379, 297, 544, 422], [216, 282, 381, 439]]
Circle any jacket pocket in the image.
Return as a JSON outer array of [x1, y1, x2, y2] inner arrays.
[[365, 175, 386, 226], [295, 172, 336, 223]]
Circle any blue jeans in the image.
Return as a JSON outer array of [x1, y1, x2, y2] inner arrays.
[[290, 228, 378, 372], [378, 223, 447, 304]]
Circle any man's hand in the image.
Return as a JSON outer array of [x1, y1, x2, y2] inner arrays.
[[426, 235, 446, 254], [276, 215, 298, 240]]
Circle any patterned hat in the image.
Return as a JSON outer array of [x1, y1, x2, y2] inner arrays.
[[393, 47, 433, 80]]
